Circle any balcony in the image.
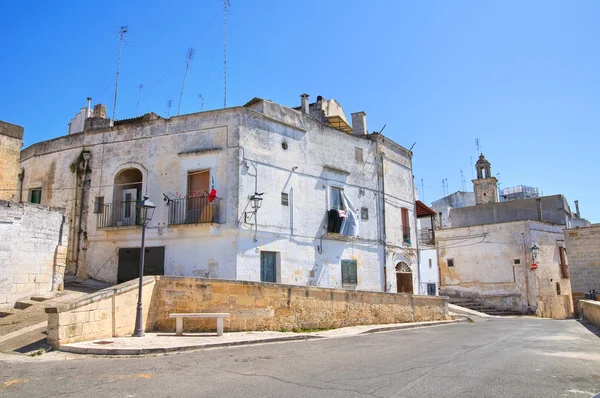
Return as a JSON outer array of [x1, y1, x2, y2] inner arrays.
[[97, 201, 141, 229], [418, 230, 435, 246], [403, 226, 411, 244], [168, 196, 221, 226]]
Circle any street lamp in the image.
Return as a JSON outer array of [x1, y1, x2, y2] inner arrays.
[[132, 196, 155, 337], [250, 193, 263, 211]]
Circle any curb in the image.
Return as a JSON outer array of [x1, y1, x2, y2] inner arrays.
[[359, 319, 467, 334], [59, 335, 323, 356]]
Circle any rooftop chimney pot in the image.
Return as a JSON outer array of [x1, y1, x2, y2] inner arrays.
[[351, 111, 368, 136], [300, 94, 309, 114]]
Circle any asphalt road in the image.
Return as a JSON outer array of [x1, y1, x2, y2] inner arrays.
[[1, 318, 599, 398]]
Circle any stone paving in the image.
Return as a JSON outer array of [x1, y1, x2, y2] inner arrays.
[[59, 319, 466, 355]]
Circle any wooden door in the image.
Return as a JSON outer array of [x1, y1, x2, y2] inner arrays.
[[396, 272, 413, 293]]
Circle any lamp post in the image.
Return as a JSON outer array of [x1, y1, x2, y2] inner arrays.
[[132, 196, 155, 337]]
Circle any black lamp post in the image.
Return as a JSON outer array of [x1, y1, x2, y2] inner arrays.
[[132, 196, 155, 337]]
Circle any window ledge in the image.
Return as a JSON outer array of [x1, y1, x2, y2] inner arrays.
[[97, 225, 142, 231]]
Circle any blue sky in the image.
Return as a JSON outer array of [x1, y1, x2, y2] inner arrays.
[[1, 1, 599, 222]]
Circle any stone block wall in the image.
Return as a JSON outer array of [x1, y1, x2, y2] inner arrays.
[[153, 278, 448, 332], [46, 276, 449, 347], [46, 277, 156, 347], [0, 121, 24, 202], [565, 226, 600, 314], [0, 200, 67, 310], [580, 300, 600, 330]]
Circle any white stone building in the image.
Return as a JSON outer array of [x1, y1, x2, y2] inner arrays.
[[19, 95, 419, 293]]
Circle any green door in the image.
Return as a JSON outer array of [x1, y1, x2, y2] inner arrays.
[[260, 251, 277, 283]]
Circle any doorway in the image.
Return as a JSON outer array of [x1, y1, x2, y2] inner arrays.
[[121, 188, 138, 226], [117, 246, 165, 284], [395, 262, 413, 293]]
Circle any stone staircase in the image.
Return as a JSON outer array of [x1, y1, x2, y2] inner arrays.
[[448, 297, 523, 316]]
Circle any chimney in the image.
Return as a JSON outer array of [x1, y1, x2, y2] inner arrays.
[[351, 111, 367, 136], [574, 200, 580, 218], [300, 94, 309, 114], [93, 104, 107, 119], [86, 97, 92, 118], [536, 198, 543, 221]]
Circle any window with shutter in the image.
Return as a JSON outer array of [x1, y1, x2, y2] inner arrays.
[[341, 260, 358, 285]]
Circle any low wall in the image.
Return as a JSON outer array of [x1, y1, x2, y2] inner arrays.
[[154, 277, 448, 332], [0, 200, 68, 310], [46, 276, 156, 347], [46, 276, 449, 347], [580, 300, 600, 330]]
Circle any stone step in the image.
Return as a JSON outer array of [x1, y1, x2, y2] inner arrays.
[[14, 300, 37, 310], [30, 294, 55, 302], [0, 310, 14, 318]]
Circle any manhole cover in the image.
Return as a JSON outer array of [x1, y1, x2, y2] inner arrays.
[[92, 341, 115, 345]]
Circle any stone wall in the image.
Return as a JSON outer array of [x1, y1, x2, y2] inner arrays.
[[580, 300, 600, 330], [0, 200, 67, 310], [0, 121, 24, 202], [45, 276, 449, 347], [46, 277, 156, 347], [565, 226, 600, 314]]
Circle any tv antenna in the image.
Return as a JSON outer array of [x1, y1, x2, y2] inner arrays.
[[223, 0, 230, 108], [167, 99, 172, 118], [199, 94, 204, 111], [421, 178, 425, 202], [136, 84, 143, 116], [112, 26, 128, 124], [475, 138, 482, 154], [460, 170, 466, 191], [177, 48, 196, 116]]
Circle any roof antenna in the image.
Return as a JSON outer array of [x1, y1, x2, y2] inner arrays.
[[223, 0, 231, 108], [112, 26, 128, 124], [177, 48, 196, 116], [136, 84, 143, 116]]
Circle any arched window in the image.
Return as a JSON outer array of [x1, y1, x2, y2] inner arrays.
[[113, 168, 143, 226], [395, 262, 411, 273]]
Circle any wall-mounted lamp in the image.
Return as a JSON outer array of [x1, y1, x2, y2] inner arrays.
[[245, 192, 265, 223]]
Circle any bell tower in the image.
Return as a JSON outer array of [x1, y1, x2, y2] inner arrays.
[[472, 154, 498, 205]]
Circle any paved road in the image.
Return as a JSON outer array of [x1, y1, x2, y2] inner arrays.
[[1, 318, 599, 397]]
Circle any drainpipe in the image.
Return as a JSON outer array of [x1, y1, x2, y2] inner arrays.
[[522, 232, 531, 312], [75, 152, 92, 276], [17, 168, 24, 202], [411, 162, 421, 295], [379, 151, 388, 292]]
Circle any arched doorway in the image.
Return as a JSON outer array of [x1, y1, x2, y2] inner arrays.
[[113, 168, 143, 226], [396, 262, 413, 293]]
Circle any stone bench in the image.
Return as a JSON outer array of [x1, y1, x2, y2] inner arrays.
[[169, 313, 231, 336]]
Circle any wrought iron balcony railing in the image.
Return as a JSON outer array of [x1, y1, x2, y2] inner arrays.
[[97, 201, 141, 228], [418, 230, 435, 245], [168, 196, 220, 226]]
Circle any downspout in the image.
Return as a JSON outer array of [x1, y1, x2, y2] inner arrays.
[[18, 168, 24, 202], [522, 231, 531, 312], [411, 162, 421, 295], [75, 152, 91, 276], [379, 150, 388, 292]]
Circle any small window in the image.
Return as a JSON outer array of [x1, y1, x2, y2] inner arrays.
[[447, 258, 455, 267], [361, 207, 368, 220], [341, 259, 358, 285], [556, 282, 562, 295], [401, 207, 410, 243], [514, 259, 521, 265], [355, 147, 363, 162], [94, 197, 105, 213], [282, 142, 288, 150], [330, 187, 345, 210], [260, 251, 278, 283], [281, 192, 289, 206], [30, 188, 42, 204], [427, 283, 436, 296], [429, 259, 433, 268]]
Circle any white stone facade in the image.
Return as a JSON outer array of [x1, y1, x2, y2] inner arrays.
[[19, 97, 418, 293], [0, 200, 68, 310]]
